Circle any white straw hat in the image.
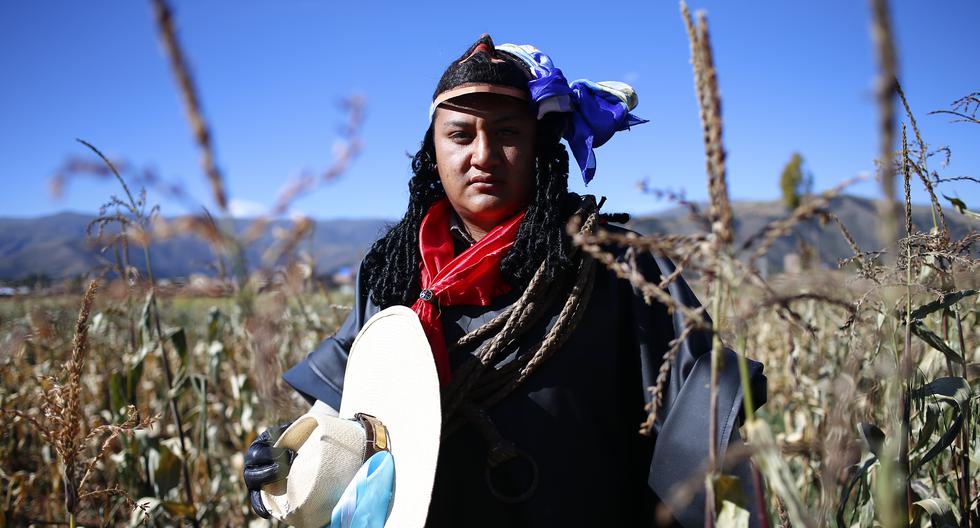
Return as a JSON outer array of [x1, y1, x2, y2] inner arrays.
[[260, 306, 442, 527]]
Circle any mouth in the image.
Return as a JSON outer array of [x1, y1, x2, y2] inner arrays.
[[467, 174, 504, 186]]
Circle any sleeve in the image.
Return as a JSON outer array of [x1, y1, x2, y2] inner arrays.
[[628, 250, 768, 528], [282, 260, 379, 410]]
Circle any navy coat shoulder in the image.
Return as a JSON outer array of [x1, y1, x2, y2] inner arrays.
[[283, 225, 767, 528]]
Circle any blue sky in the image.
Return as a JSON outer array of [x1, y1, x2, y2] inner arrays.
[[1, 0, 977, 220]]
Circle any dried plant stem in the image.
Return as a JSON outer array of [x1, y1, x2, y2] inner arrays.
[[680, 4, 738, 522], [706, 280, 725, 524], [76, 138, 199, 525], [150, 0, 228, 211], [573, 233, 709, 329], [896, 82, 949, 236], [930, 92, 980, 125], [65, 280, 99, 524], [901, 132, 913, 516], [145, 267, 199, 524], [640, 325, 696, 436], [869, 0, 899, 261], [954, 310, 972, 528], [682, 4, 733, 248], [869, 0, 905, 525]]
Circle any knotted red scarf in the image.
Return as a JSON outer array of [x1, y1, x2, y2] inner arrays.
[[412, 198, 526, 385]]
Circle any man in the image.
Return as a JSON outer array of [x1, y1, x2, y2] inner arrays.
[[247, 34, 766, 527]]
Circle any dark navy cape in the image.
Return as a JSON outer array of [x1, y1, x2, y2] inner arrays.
[[283, 231, 767, 527]]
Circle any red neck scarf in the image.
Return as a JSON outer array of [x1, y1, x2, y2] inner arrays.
[[412, 198, 526, 385]]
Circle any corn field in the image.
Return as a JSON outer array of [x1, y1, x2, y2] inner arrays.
[[1, 0, 978, 526]]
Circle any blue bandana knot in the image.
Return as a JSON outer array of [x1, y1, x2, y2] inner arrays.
[[497, 43, 649, 184]]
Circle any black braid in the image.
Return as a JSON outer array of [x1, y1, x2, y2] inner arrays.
[[499, 112, 575, 289], [362, 113, 577, 308], [361, 127, 444, 307]]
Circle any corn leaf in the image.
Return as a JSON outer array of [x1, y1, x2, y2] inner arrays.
[[943, 194, 980, 221], [909, 289, 978, 321], [911, 377, 971, 406], [167, 327, 189, 371], [837, 455, 877, 528], [913, 497, 958, 528], [859, 422, 886, 459], [911, 322, 964, 364], [139, 291, 154, 344], [149, 444, 181, 498], [745, 420, 815, 528], [910, 377, 971, 473], [160, 501, 197, 519], [912, 404, 940, 456]]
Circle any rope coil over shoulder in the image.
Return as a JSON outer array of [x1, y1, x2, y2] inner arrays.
[[440, 195, 604, 503]]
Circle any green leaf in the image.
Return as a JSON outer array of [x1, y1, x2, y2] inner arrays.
[[859, 422, 886, 459], [109, 371, 126, 418], [139, 291, 154, 344], [207, 306, 223, 343], [111, 346, 147, 419], [913, 497, 958, 527], [910, 377, 971, 407], [160, 501, 197, 519], [151, 444, 182, 498], [943, 194, 980, 220], [910, 377, 972, 473], [912, 404, 940, 456], [837, 456, 877, 528], [909, 289, 979, 321], [911, 322, 965, 365], [167, 327, 189, 371], [913, 408, 963, 472]]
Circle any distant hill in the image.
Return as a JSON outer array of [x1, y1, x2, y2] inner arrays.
[[0, 195, 975, 281], [0, 213, 391, 281], [628, 194, 976, 273]]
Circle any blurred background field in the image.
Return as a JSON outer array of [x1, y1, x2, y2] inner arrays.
[[1, 0, 979, 526]]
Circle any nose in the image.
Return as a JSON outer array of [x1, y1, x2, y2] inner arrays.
[[470, 131, 499, 170]]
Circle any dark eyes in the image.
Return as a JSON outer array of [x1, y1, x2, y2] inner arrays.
[[447, 129, 520, 141]]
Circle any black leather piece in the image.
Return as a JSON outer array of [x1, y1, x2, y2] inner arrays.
[[250, 490, 271, 519], [243, 423, 295, 518]]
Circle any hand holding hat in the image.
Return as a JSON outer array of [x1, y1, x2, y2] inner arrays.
[[244, 422, 296, 518], [245, 306, 442, 528]]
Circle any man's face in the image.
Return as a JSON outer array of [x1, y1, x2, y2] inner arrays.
[[432, 92, 537, 237]]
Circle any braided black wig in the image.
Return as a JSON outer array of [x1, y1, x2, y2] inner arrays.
[[362, 35, 578, 308]]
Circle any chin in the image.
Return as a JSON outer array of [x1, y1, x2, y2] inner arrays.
[[460, 198, 522, 225]]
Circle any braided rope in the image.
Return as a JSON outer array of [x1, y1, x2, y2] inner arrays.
[[442, 196, 602, 438]]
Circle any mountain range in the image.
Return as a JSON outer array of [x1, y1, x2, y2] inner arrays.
[[0, 195, 974, 281]]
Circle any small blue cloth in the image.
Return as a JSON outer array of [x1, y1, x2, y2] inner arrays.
[[497, 43, 649, 185], [327, 451, 395, 528]]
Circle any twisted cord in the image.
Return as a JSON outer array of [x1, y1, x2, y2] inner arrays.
[[442, 196, 601, 438]]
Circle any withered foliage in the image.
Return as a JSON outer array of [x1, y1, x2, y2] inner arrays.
[[2, 0, 977, 526]]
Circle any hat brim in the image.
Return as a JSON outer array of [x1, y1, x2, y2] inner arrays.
[[339, 305, 442, 528]]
